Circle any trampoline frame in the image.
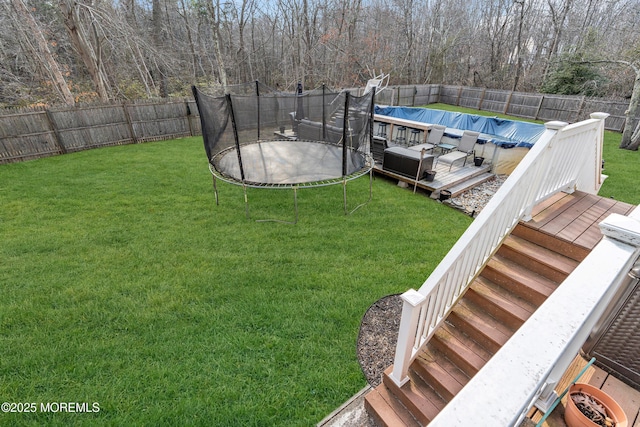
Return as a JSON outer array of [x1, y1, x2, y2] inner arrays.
[[208, 146, 374, 224]]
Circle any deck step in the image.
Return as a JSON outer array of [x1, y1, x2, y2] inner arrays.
[[511, 223, 590, 262], [381, 366, 444, 425], [365, 384, 421, 427], [430, 324, 491, 378], [482, 255, 559, 306], [372, 162, 492, 197], [442, 172, 495, 198], [448, 298, 512, 353], [465, 275, 534, 329], [365, 221, 586, 426], [414, 347, 469, 402], [498, 234, 579, 282]]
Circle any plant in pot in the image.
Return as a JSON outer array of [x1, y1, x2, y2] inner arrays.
[[423, 170, 436, 182], [564, 383, 627, 427]]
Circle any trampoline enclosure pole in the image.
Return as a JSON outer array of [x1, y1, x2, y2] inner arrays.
[[342, 91, 350, 177], [322, 84, 327, 141], [255, 80, 260, 141], [369, 88, 376, 155], [226, 94, 246, 183]]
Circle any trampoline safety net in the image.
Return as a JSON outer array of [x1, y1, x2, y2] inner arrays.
[[192, 82, 375, 187]]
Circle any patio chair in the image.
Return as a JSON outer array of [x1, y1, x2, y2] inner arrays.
[[435, 130, 480, 171], [407, 124, 446, 154]]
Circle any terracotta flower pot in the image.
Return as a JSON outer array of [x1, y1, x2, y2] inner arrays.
[[564, 383, 627, 427]]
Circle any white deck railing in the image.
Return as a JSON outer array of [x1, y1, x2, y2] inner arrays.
[[428, 209, 640, 426], [390, 112, 609, 387]]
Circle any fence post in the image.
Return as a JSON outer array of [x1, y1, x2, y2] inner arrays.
[[44, 108, 66, 154], [122, 102, 138, 144], [478, 88, 486, 111], [185, 99, 195, 136], [456, 86, 463, 106], [576, 96, 586, 122], [534, 95, 544, 120], [504, 91, 513, 115]]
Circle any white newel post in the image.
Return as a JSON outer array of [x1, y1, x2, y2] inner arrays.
[[576, 112, 609, 195], [390, 289, 426, 387], [520, 120, 566, 221]]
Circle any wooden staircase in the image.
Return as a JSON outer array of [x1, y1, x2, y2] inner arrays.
[[364, 223, 588, 426]]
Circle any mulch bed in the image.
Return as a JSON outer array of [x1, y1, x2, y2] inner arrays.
[[356, 294, 403, 387]]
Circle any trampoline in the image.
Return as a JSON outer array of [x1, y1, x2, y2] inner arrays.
[[193, 82, 375, 223]]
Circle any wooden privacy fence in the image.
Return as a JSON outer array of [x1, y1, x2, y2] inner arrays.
[[0, 85, 634, 164], [377, 84, 631, 132], [0, 98, 200, 164]]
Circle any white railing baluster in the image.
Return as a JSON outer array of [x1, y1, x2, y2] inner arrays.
[[389, 114, 610, 387]]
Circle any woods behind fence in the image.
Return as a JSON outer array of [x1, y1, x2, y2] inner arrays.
[[0, 85, 631, 164]]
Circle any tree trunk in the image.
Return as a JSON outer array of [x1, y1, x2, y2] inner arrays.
[[542, 0, 574, 80], [512, 0, 525, 92], [208, 0, 228, 87], [152, 0, 168, 97], [628, 120, 640, 151], [11, 0, 75, 105], [620, 65, 640, 150], [59, 0, 110, 101]]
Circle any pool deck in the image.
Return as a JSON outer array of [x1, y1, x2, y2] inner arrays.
[[372, 161, 494, 198]]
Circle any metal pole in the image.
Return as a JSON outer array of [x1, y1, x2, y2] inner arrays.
[[343, 179, 348, 215], [342, 91, 350, 177], [369, 87, 376, 157], [212, 174, 219, 205], [322, 84, 327, 141], [226, 94, 245, 182], [255, 80, 260, 140], [414, 148, 425, 194]]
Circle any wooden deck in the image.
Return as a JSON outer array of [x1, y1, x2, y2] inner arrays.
[[522, 191, 639, 426], [372, 161, 494, 198]]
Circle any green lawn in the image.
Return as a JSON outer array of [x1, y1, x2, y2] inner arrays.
[[0, 138, 471, 426], [1, 107, 637, 426]]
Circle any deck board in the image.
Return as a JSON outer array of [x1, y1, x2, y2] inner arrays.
[[373, 161, 491, 195], [527, 192, 588, 229], [524, 191, 635, 252]]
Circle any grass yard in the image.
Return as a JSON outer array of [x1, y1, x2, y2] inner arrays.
[[1, 106, 637, 426], [0, 137, 471, 426]]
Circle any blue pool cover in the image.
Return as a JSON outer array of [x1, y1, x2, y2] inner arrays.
[[375, 106, 545, 148]]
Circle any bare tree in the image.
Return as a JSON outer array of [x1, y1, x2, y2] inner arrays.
[[7, 0, 75, 105], [59, 0, 110, 101], [542, 0, 574, 79], [206, 0, 229, 87]]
